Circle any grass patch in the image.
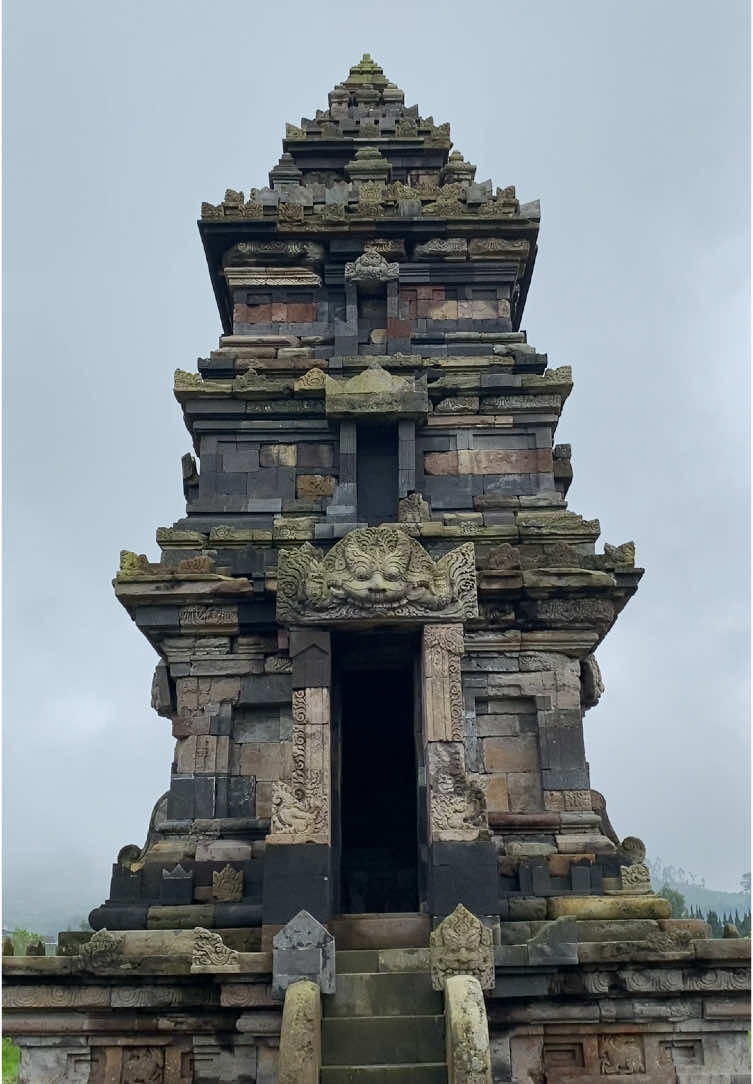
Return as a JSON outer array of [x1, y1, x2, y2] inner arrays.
[[2, 1037, 20, 1083]]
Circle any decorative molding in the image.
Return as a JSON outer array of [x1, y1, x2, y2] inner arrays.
[[224, 266, 321, 288]]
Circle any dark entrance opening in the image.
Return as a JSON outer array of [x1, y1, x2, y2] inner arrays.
[[336, 639, 419, 913]]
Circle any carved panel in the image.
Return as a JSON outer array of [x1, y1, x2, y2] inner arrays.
[[268, 687, 331, 844], [89, 1044, 193, 1084], [422, 624, 465, 742], [428, 742, 487, 842], [597, 1035, 644, 1075], [212, 865, 243, 902], [277, 528, 477, 624]]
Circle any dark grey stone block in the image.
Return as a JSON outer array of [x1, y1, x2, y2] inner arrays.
[[429, 841, 498, 918], [133, 606, 181, 632], [262, 843, 332, 925], [160, 864, 194, 905], [89, 904, 148, 931], [492, 973, 549, 998], [193, 776, 216, 819], [290, 627, 331, 689], [239, 674, 292, 705], [541, 768, 591, 790], [217, 473, 247, 496], [538, 724, 586, 771], [214, 903, 262, 928], [248, 467, 295, 500], [228, 777, 256, 819], [109, 865, 142, 903], [166, 777, 195, 821]]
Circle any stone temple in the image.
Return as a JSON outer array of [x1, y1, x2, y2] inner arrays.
[[4, 54, 750, 1084]]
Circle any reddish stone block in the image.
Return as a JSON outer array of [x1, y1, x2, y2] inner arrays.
[[287, 303, 317, 322], [246, 304, 272, 324], [424, 449, 554, 476], [271, 303, 287, 322], [387, 318, 412, 338]]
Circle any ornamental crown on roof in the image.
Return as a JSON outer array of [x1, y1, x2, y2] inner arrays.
[[201, 53, 539, 225]]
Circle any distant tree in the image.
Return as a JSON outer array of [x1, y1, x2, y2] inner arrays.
[[741, 872, 750, 894], [9, 928, 44, 956], [660, 884, 687, 918], [706, 910, 722, 938]]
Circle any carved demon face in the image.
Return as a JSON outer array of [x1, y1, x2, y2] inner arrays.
[[324, 528, 424, 606]]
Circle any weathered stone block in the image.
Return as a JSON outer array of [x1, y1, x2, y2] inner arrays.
[[482, 735, 539, 773]]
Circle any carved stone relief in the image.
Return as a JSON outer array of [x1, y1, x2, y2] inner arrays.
[[190, 928, 239, 974], [422, 624, 465, 742], [343, 250, 399, 289], [268, 687, 330, 844], [428, 742, 487, 841], [430, 903, 494, 991], [212, 865, 243, 902], [597, 1035, 645, 1075], [277, 527, 477, 624], [79, 929, 124, 972]]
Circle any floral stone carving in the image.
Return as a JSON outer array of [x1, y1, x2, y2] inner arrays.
[[212, 864, 243, 902], [344, 250, 399, 290], [276, 527, 477, 624], [191, 928, 240, 974], [430, 903, 494, 991]]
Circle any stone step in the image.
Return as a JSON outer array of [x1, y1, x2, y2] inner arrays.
[[321, 1064, 448, 1084], [324, 971, 443, 1018], [330, 913, 431, 950], [335, 948, 430, 974], [322, 1015, 446, 1066], [336, 950, 381, 973]]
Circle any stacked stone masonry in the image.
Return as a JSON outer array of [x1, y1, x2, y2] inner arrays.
[[4, 55, 749, 1084]]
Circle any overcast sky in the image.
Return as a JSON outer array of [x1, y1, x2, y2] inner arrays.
[[3, 0, 749, 927]]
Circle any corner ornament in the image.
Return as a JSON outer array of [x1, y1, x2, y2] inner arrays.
[[276, 526, 478, 624]]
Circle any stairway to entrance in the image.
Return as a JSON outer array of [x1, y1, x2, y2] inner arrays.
[[320, 949, 448, 1083]]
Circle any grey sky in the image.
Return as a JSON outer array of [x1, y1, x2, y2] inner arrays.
[[3, 0, 749, 927]]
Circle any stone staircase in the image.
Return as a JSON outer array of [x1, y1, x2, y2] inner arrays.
[[320, 949, 448, 1083]]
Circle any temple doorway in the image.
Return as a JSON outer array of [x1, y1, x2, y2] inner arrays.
[[333, 633, 420, 914]]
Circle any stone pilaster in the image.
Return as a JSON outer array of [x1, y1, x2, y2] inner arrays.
[[422, 624, 465, 743], [267, 688, 331, 845]]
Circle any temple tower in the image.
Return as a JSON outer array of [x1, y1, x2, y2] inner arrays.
[[4, 56, 749, 1084], [98, 53, 644, 933]]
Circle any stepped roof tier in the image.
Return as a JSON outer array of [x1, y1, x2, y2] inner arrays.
[[200, 54, 540, 332]]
